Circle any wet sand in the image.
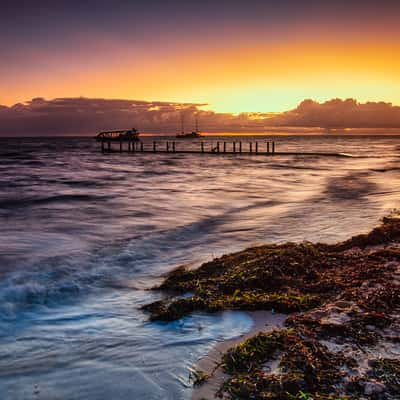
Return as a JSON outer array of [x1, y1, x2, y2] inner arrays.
[[192, 311, 287, 400]]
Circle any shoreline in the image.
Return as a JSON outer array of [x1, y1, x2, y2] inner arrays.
[[191, 310, 287, 400], [144, 213, 400, 399]]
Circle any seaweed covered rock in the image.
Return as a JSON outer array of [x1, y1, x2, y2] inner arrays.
[[327, 212, 400, 251], [143, 217, 400, 322], [143, 215, 400, 400], [219, 329, 352, 400]]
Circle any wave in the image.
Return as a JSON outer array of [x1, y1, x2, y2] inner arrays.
[[0, 194, 111, 210], [0, 253, 118, 320], [371, 167, 400, 173], [0, 151, 35, 159], [59, 179, 108, 188], [0, 197, 283, 320], [266, 163, 329, 171]]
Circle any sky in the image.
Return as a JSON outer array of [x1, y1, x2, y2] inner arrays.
[[1, 0, 400, 134]]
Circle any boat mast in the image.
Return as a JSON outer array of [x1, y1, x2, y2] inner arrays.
[[195, 113, 199, 133], [180, 112, 185, 135]]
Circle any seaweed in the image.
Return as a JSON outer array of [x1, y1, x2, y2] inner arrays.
[[222, 330, 290, 375], [142, 215, 400, 399], [217, 328, 357, 399], [370, 358, 400, 395], [189, 368, 211, 387], [143, 221, 400, 321]]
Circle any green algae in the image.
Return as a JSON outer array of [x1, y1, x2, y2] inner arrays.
[[143, 292, 321, 321], [219, 329, 353, 399], [222, 330, 291, 375]]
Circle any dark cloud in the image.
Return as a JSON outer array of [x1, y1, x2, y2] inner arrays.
[[1, 97, 400, 136], [269, 98, 400, 129], [0, 97, 268, 136], [0, 97, 205, 136]]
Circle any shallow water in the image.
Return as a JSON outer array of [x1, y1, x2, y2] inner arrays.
[[0, 135, 399, 399]]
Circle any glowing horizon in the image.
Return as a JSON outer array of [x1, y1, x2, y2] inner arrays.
[[1, 1, 400, 114]]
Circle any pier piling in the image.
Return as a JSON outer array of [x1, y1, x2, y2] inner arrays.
[[97, 138, 347, 158]]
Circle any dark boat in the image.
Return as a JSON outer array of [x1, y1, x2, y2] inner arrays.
[[95, 128, 140, 142], [176, 114, 202, 139], [176, 131, 201, 139]]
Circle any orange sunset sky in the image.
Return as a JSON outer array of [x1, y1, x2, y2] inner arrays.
[[1, 1, 400, 135]]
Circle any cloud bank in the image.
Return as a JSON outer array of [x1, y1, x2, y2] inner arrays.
[[1, 97, 400, 136], [272, 98, 400, 129]]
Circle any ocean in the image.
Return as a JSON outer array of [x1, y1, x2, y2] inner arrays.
[[0, 135, 399, 399]]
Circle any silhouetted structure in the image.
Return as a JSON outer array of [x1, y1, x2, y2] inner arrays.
[[95, 137, 351, 158]]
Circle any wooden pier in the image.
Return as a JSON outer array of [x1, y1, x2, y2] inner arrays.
[[96, 139, 351, 158]]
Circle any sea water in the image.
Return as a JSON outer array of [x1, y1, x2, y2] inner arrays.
[[0, 135, 399, 399]]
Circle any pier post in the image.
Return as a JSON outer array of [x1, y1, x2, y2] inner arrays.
[[140, 142, 144, 152], [233, 142, 236, 153], [166, 142, 169, 152], [107, 141, 111, 152], [267, 142, 270, 154], [272, 141, 275, 154], [255, 142, 258, 153], [101, 141, 105, 152], [217, 142, 220, 153], [153, 141, 156, 152], [172, 141, 176, 152], [223, 142, 226, 153], [120, 137, 122, 153], [239, 141, 242, 153], [201, 142, 204, 153], [250, 142, 252, 153]]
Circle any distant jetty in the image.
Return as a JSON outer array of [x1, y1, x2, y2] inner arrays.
[[96, 128, 140, 151], [95, 133, 352, 158]]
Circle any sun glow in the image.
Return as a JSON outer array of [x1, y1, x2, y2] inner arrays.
[[2, 25, 400, 114]]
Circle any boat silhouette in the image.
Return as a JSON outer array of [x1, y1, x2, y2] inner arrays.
[[176, 113, 202, 139]]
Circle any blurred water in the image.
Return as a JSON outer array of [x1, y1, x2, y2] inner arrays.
[[0, 135, 399, 399]]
